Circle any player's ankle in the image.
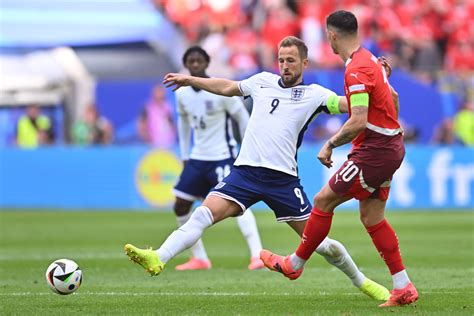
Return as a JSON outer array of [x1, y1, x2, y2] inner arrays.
[[156, 248, 172, 264], [289, 253, 305, 270], [352, 273, 366, 288], [392, 270, 410, 289]]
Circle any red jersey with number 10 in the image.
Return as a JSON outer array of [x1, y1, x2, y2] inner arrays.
[[344, 47, 403, 155]]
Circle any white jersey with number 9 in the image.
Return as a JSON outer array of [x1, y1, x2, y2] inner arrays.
[[236, 72, 337, 176]]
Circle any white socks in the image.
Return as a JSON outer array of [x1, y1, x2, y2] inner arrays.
[[392, 270, 410, 289], [290, 237, 366, 288], [176, 213, 209, 261], [316, 238, 366, 287], [170, 207, 262, 263], [236, 209, 262, 258], [157, 206, 214, 263]]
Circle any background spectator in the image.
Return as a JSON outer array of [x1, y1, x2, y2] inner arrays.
[[399, 118, 419, 144], [71, 103, 113, 145], [137, 85, 176, 148], [432, 118, 461, 145], [16, 105, 53, 148], [453, 101, 474, 146]]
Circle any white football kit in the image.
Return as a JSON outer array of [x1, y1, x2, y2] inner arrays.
[[175, 86, 246, 161], [236, 72, 337, 176]]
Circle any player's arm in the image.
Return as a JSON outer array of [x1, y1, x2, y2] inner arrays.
[[379, 56, 399, 117], [317, 93, 368, 168], [325, 95, 348, 114], [338, 97, 349, 113], [163, 73, 242, 97], [390, 84, 399, 118], [330, 93, 368, 146]]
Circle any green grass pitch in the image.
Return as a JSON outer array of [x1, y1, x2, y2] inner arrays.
[[0, 210, 472, 315]]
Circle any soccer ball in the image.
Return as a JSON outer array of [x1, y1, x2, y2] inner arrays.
[[45, 259, 82, 295]]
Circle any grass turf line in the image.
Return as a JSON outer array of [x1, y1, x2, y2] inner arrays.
[[0, 210, 472, 315]]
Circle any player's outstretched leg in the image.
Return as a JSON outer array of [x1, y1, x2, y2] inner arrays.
[[124, 205, 214, 276], [174, 212, 211, 271], [124, 244, 165, 276], [236, 208, 264, 270], [316, 238, 390, 301]]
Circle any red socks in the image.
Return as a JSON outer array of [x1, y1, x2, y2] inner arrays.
[[366, 219, 405, 275], [295, 207, 333, 260], [294, 208, 405, 276]]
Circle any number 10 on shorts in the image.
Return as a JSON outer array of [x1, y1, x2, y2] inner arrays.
[[338, 160, 360, 182]]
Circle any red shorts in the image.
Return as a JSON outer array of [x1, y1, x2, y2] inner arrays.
[[328, 157, 402, 201]]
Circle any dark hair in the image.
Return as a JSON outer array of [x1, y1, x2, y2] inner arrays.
[[182, 46, 210, 65], [278, 36, 308, 60], [326, 10, 358, 35]]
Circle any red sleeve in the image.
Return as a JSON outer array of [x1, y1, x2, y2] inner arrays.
[[345, 66, 375, 96]]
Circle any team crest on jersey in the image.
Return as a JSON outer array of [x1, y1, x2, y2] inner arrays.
[[205, 100, 214, 112], [291, 88, 305, 101]]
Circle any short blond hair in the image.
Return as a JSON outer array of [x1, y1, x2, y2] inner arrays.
[[278, 36, 308, 60]]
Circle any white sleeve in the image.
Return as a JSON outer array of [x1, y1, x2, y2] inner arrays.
[[176, 92, 185, 115], [175, 93, 191, 160], [177, 114, 191, 160], [229, 105, 249, 140], [312, 84, 337, 110], [237, 73, 262, 97]]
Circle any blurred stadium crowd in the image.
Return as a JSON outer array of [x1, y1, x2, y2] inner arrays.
[[154, 0, 473, 81], [3, 0, 474, 148]]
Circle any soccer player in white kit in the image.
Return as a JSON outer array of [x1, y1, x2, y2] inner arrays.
[[125, 36, 389, 301], [173, 46, 264, 271]]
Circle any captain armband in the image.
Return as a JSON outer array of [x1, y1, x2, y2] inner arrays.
[[349, 92, 369, 108], [326, 95, 341, 114]]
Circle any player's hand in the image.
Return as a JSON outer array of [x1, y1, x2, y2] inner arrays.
[[317, 143, 333, 168], [163, 73, 192, 91], [378, 56, 392, 78]]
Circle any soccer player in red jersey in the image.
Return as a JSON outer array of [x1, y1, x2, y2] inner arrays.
[[260, 10, 418, 307]]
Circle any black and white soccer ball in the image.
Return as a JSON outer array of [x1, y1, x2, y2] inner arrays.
[[45, 259, 82, 295]]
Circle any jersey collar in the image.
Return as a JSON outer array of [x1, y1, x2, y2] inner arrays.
[[345, 46, 362, 67], [278, 78, 306, 88]]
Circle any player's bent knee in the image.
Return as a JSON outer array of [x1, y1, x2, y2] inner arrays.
[[314, 184, 349, 212], [359, 199, 386, 227], [173, 198, 194, 216], [203, 195, 242, 223], [360, 214, 385, 228], [313, 191, 333, 212], [359, 213, 372, 227]]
